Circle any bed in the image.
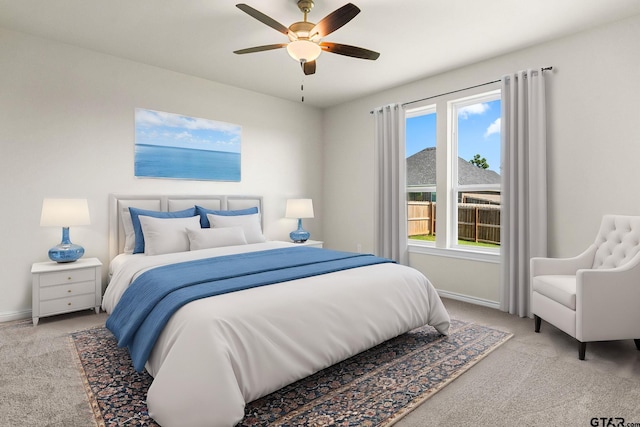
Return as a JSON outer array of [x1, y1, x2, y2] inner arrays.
[[102, 193, 451, 427]]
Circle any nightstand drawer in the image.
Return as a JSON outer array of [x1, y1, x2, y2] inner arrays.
[[40, 281, 96, 301], [39, 268, 95, 287], [39, 293, 96, 316]]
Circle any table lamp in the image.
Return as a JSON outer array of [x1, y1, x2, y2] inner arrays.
[[285, 198, 314, 243], [40, 198, 91, 263]]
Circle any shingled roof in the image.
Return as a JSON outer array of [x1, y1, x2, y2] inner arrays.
[[407, 147, 501, 186]]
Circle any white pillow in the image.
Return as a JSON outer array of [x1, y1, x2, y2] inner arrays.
[[206, 213, 267, 244], [138, 215, 201, 256], [121, 209, 135, 254], [186, 226, 247, 251]]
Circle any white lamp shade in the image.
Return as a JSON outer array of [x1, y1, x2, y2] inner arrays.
[[286, 40, 322, 62], [285, 199, 314, 219], [40, 198, 91, 227]]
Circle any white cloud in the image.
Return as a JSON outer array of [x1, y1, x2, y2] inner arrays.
[[175, 131, 193, 140], [484, 118, 501, 138], [135, 108, 241, 136], [135, 109, 164, 127], [458, 103, 489, 119]]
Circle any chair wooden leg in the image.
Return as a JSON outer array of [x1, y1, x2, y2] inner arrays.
[[578, 341, 586, 360], [634, 339, 640, 351], [534, 315, 541, 333]]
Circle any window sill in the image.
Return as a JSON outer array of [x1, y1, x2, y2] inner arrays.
[[408, 242, 500, 264]]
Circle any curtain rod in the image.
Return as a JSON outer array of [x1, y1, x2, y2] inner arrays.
[[370, 66, 553, 113]]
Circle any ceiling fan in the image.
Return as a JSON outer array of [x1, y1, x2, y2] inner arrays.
[[233, 0, 380, 75]]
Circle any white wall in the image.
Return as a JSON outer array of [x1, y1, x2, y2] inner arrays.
[[0, 28, 324, 321], [323, 14, 640, 304]]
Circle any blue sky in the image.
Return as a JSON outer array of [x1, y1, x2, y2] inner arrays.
[[406, 99, 501, 173], [135, 108, 241, 154]]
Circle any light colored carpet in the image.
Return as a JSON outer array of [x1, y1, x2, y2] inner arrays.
[[0, 310, 106, 427], [1, 299, 639, 427], [400, 300, 640, 427]]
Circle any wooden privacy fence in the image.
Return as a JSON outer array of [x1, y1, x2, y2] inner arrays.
[[408, 201, 501, 245], [408, 202, 435, 236]]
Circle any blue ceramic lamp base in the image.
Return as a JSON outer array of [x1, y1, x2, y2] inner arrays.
[[49, 227, 85, 263], [290, 218, 310, 243]]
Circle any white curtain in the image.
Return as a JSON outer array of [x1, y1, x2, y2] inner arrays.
[[373, 104, 408, 264], [500, 69, 548, 317]]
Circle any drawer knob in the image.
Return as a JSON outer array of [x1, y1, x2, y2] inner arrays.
[[67, 289, 72, 293], [67, 276, 72, 281], [67, 302, 72, 306]]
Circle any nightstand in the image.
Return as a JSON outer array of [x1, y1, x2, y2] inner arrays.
[[31, 257, 102, 326], [291, 240, 323, 248]]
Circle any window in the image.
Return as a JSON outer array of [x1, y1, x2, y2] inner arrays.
[[405, 88, 501, 255], [451, 91, 501, 249], [406, 106, 436, 244]]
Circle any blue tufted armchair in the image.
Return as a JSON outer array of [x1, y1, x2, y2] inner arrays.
[[531, 215, 640, 360]]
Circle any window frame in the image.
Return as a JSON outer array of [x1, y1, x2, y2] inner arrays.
[[405, 104, 437, 247], [449, 90, 501, 253], [404, 85, 501, 262]]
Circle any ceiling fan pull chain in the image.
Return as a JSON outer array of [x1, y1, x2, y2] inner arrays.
[[301, 67, 305, 102]]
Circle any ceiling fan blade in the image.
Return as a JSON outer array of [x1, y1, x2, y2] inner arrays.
[[310, 3, 360, 38], [233, 43, 287, 54], [320, 42, 380, 60], [302, 60, 316, 75], [236, 4, 289, 36]]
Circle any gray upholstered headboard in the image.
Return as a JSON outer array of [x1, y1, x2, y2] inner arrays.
[[108, 194, 263, 261]]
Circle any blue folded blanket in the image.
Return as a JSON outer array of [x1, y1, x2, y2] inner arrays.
[[106, 247, 393, 371]]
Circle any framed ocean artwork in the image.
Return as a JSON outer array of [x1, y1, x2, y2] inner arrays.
[[134, 108, 241, 181]]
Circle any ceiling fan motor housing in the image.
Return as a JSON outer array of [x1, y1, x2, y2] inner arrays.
[[288, 21, 316, 41]]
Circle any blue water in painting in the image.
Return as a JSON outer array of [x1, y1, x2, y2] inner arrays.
[[135, 144, 240, 181]]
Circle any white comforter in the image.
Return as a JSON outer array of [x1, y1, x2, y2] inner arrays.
[[103, 242, 450, 427]]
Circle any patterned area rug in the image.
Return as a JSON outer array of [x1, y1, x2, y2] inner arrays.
[[70, 319, 511, 426]]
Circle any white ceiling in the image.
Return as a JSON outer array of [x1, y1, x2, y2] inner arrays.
[[2, 0, 639, 108]]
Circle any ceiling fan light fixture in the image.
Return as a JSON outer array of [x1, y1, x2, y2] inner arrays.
[[287, 40, 321, 62]]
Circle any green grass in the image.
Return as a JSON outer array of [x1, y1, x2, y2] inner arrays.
[[411, 235, 435, 242], [410, 234, 500, 249]]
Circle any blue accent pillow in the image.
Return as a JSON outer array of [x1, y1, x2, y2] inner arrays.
[[129, 207, 197, 254], [195, 205, 259, 228]]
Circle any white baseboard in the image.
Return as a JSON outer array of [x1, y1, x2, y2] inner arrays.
[[437, 289, 501, 310], [0, 309, 32, 323]]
